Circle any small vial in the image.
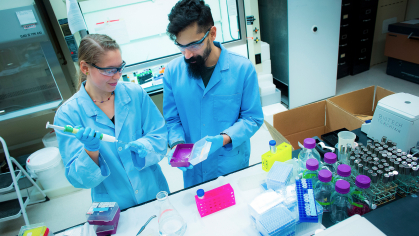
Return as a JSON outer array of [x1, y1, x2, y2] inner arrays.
[[386, 139, 392, 146], [389, 166, 395, 172], [197, 189, 205, 199], [383, 145, 389, 150], [357, 164, 364, 175], [367, 170, 374, 178], [392, 142, 397, 148], [383, 173, 389, 186], [269, 140, 277, 154], [374, 139, 379, 145], [393, 171, 399, 181], [389, 172, 394, 182], [412, 167, 419, 177], [381, 136, 387, 143]]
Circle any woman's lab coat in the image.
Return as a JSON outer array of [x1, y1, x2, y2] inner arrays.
[[163, 42, 264, 188], [54, 82, 169, 210]]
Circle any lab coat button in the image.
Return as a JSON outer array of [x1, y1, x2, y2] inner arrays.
[[203, 124, 205, 126], [135, 190, 139, 194], [118, 147, 122, 151]]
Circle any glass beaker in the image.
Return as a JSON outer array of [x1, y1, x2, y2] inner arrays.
[[157, 191, 187, 236]]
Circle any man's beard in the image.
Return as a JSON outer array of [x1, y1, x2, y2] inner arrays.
[[184, 41, 212, 79]]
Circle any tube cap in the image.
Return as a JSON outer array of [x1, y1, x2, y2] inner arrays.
[[306, 159, 319, 171], [355, 175, 371, 189], [197, 189, 205, 197], [318, 169, 332, 182], [335, 180, 351, 194], [324, 152, 337, 164], [269, 140, 276, 146], [304, 138, 316, 149], [337, 164, 351, 177]]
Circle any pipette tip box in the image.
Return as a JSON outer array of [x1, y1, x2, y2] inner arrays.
[[266, 162, 293, 191], [256, 204, 297, 236], [170, 144, 193, 167], [86, 202, 120, 226], [18, 223, 51, 236], [295, 179, 318, 223], [195, 183, 236, 217]]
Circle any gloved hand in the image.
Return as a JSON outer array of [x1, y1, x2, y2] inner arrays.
[[167, 146, 194, 171], [75, 127, 102, 152], [126, 141, 148, 158], [206, 135, 224, 155], [178, 164, 193, 172]]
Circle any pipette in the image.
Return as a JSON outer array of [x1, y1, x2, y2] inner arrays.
[[46, 121, 119, 143], [46, 122, 169, 158]]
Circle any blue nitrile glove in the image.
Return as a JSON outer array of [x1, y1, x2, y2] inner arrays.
[[206, 135, 224, 155], [126, 141, 147, 158], [168, 147, 193, 171], [75, 127, 101, 152], [178, 164, 194, 172]]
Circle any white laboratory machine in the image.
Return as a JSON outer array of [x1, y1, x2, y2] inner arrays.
[[364, 93, 419, 152]]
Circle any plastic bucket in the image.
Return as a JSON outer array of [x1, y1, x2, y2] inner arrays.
[[42, 130, 59, 148], [26, 147, 70, 190]]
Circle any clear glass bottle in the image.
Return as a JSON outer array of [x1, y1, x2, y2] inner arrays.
[[330, 180, 353, 224], [349, 175, 373, 216], [298, 138, 321, 177], [157, 191, 187, 236], [303, 158, 319, 186], [321, 152, 338, 177], [336, 164, 352, 185], [314, 169, 333, 212]]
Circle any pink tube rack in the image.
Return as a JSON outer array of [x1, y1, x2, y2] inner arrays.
[[194, 183, 236, 217]]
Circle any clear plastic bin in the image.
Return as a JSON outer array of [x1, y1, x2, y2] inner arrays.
[[249, 189, 285, 221], [189, 136, 211, 166]]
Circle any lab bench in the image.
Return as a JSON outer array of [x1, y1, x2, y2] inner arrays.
[[54, 128, 418, 236]]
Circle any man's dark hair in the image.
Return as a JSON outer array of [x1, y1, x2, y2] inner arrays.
[[167, 0, 214, 41]]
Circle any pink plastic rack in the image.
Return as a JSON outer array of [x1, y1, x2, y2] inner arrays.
[[194, 183, 236, 217]]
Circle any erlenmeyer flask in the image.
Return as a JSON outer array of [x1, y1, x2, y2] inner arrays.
[[157, 191, 187, 236]]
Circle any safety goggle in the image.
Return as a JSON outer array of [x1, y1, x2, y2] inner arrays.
[[175, 27, 212, 52], [88, 61, 126, 76]]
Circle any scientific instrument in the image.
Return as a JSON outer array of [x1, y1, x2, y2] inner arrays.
[[46, 122, 118, 142]]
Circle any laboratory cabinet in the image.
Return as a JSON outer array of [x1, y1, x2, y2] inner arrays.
[[0, 3, 72, 122], [258, 0, 341, 109]]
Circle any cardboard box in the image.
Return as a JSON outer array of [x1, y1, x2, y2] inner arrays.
[[385, 20, 419, 64], [370, 0, 407, 66], [273, 86, 394, 149]]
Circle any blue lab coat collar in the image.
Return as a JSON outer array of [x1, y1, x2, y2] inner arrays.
[[199, 41, 229, 96], [78, 82, 131, 138]]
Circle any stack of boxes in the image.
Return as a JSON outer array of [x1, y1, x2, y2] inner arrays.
[[86, 202, 121, 236]]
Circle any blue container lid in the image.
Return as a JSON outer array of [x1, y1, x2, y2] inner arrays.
[[269, 140, 276, 146], [197, 189, 205, 197]]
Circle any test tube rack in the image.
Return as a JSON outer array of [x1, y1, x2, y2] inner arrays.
[[395, 178, 419, 197], [261, 142, 292, 172], [195, 183, 236, 217], [295, 179, 318, 223]]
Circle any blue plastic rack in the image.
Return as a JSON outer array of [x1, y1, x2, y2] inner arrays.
[[295, 179, 318, 223]]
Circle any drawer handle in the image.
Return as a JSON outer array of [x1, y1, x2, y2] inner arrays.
[[340, 43, 348, 47], [359, 57, 367, 60], [363, 19, 371, 22], [339, 62, 346, 66]]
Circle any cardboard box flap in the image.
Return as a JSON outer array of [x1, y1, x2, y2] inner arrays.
[[328, 86, 375, 116], [273, 100, 326, 136], [374, 86, 395, 112], [285, 126, 326, 150], [326, 101, 365, 131]]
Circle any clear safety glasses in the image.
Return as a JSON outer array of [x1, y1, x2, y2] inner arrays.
[[175, 27, 212, 52], [88, 61, 126, 76]]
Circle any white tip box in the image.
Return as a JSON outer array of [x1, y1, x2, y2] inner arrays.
[[368, 93, 419, 152]]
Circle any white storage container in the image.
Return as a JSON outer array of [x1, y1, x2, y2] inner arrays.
[[261, 88, 281, 107], [26, 147, 70, 190], [261, 41, 271, 62], [259, 82, 276, 96], [42, 130, 58, 147], [258, 74, 273, 85]]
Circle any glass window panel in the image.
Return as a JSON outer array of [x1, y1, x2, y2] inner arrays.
[[0, 43, 62, 115], [79, 0, 241, 66]]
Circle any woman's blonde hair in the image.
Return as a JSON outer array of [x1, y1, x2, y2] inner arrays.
[[77, 34, 120, 90]]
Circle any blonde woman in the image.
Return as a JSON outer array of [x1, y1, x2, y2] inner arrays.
[[54, 34, 169, 210]]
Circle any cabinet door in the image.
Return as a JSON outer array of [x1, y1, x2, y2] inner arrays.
[[288, 0, 341, 108]]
